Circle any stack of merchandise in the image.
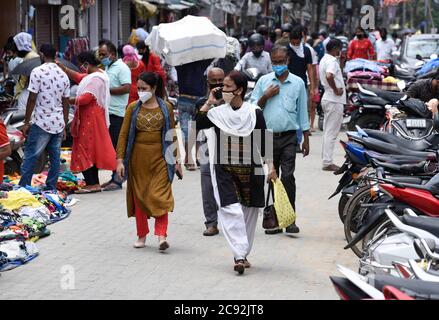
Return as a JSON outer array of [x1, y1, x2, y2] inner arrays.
[[344, 58, 400, 92], [0, 188, 75, 272]]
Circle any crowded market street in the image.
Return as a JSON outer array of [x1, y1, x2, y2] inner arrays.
[[0, 130, 357, 300]]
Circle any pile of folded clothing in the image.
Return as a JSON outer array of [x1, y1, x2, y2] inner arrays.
[[0, 188, 76, 272], [345, 58, 401, 92]]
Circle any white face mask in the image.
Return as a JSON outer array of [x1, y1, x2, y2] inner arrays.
[[138, 91, 152, 103], [222, 92, 236, 104]]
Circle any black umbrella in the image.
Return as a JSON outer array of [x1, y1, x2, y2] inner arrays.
[[10, 57, 80, 77], [57, 58, 79, 72], [10, 57, 41, 77]]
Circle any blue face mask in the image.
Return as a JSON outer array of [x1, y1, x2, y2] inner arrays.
[[272, 65, 288, 76], [101, 57, 112, 67]]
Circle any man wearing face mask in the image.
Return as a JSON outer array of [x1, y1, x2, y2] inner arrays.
[[234, 33, 272, 76], [19, 44, 70, 191], [251, 45, 310, 235], [347, 27, 375, 60], [376, 28, 395, 61], [319, 39, 346, 172], [195, 67, 225, 236], [98, 40, 132, 192], [287, 26, 315, 152]]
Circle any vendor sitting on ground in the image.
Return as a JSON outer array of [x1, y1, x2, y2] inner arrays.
[[0, 120, 11, 183], [406, 76, 439, 102]]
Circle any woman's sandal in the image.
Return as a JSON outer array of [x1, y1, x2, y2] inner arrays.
[[74, 187, 102, 194], [159, 240, 169, 251]]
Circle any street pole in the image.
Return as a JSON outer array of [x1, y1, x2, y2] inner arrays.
[[425, 0, 430, 33]]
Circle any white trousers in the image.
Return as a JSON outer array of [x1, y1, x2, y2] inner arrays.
[[322, 101, 344, 167], [211, 166, 259, 260]]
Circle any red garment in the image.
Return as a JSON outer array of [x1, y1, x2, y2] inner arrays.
[[70, 72, 116, 173], [134, 198, 168, 237], [347, 38, 375, 60], [0, 121, 9, 183], [128, 60, 146, 105], [145, 53, 167, 86]]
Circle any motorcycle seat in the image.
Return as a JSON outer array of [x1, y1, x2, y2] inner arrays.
[[358, 94, 389, 106], [351, 136, 436, 158], [366, 151, 431, 164], [373, 275, 439, 298], [401, 215, 439, 238], [390, 176, 428, 185], [371, 159, 428, 174], [363, 129, 432, 151], [367, 88, 406, 103]]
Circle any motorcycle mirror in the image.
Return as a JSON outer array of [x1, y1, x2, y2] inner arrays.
[[416, 54, 423, 61]]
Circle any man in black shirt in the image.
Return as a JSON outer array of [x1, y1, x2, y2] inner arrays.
[[287, 26, 315, 152], [176, 59, 212, 170], [195, 67, 225, 236]]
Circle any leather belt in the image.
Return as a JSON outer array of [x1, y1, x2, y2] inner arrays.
[[273, 130, 296, 138]]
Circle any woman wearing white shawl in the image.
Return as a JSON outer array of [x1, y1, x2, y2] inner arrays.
[[59, 51, 116, 193], [196, 71, 277, 275]]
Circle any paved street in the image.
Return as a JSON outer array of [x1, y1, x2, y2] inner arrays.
[[0, 130, 357, 300]]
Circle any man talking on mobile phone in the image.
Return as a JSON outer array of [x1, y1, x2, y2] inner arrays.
[[195, 67, 225, 237]]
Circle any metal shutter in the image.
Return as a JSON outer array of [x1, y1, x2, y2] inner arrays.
[[120, 0, 132, 44]]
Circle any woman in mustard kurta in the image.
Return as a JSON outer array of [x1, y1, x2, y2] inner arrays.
[[116, 72, 182, 251]]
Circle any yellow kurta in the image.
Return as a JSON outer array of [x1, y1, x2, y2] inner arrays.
[[117, 104, 174, 218]]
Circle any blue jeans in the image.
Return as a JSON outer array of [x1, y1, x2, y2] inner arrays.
[[178, 96, 200, 144], [19, 125, 63, 190]]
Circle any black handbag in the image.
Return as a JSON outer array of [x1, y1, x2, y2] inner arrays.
[[262, 182, 278, 230]]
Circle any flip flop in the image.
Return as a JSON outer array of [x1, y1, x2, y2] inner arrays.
[[102, 183, 123, 192], [74, 188, 102, 194]]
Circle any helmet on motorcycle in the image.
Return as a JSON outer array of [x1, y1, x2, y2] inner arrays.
[[281, 23, 293, 34], [248, 33, 265, 48]]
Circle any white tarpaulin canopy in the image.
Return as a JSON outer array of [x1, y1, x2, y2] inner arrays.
[[145, 15, 227, 66]]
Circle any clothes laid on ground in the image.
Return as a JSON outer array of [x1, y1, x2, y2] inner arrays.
[[0, 187, 76, 272]]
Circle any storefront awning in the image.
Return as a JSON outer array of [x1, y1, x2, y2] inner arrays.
[[152, 0, 197, 11], [134, 0, 158, 18]]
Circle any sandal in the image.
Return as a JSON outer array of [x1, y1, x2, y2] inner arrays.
[[184, 164, 196, 171], [234, 259, 245, 275], [74, 187, 102, 194], [102, 183, 123, 192], [159, 240, 169, 251]]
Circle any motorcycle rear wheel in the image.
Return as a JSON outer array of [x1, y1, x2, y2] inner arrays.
[[338, 193, 351, 223], [343, 185, 374, 258]]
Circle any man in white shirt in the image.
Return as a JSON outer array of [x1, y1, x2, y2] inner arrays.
[[376, 28, 395, 61], [319, 39, 346, 172], [20, 44, 70, 190]]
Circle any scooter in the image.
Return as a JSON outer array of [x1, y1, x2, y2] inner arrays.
[[330, 264, 439, 300], [347, 83, 406, 130]]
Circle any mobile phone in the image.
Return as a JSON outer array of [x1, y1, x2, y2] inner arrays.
[[176, 169, 183, 180], [214, 88, 223, 101]]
